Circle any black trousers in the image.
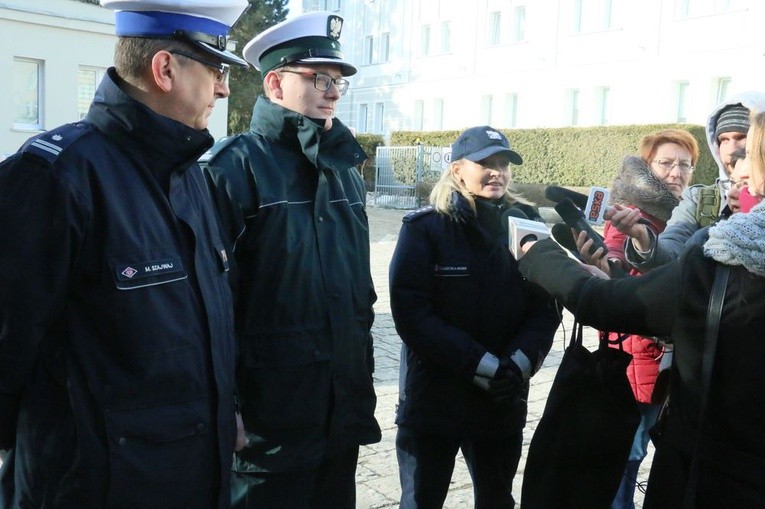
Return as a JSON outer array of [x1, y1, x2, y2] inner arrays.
[[231, 445, 359, 509], [396, 425, 522, 509]]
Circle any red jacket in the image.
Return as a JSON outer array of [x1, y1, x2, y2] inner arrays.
[[603, 212, 665, 403]]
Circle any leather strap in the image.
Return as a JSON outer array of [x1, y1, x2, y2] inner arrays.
[[684, 264, 730, 508]]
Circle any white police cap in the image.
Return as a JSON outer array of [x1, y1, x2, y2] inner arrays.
[[242, 11, 357, 76], [101, 0, 250, 67]]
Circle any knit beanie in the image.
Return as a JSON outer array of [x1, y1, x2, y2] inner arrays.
[[715, 104, 750, 140]]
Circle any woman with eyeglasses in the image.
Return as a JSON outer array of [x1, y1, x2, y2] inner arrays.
[[520, 109, 765, 508], [574, 129, 699, 509]]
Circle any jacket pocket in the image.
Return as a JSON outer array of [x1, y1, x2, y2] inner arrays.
[[104, 399, 216, 508]]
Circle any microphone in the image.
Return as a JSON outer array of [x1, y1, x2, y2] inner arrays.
[[551, 222, 580, 259], [545, 185, 651, 226], [505, 208, 550, 260], [554, 198, 608, 256]]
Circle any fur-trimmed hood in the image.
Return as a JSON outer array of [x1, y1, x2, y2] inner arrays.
[[610, 155, 679, 223]]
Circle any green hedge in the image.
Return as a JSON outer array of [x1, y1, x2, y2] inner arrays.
[[390, 124, 716, 188], [355, 133, 385, 191]]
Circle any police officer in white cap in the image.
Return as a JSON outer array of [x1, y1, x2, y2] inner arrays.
[[0, 1, 247, 508], [202, 11, 381, 509]]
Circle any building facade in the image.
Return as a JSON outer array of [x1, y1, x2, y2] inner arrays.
[[1, 0, 230, 157], [298, 0, 765, 139]]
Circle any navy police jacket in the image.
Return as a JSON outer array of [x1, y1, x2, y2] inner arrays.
[[203, 96, 381, 473], [0, 69, 236, 508], [390, 193, 560, 437]]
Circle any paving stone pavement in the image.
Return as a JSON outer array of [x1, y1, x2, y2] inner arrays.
[[358, 206, 654, 508]]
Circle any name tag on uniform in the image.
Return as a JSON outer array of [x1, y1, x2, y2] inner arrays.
[[433, 264, 469, 277], [116, 257, 184, 281]]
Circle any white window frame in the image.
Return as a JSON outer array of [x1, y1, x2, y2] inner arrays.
[[481, 95, 493, 125], [358, 103, 369, 133], [596, 86, 610, 125], [566, 88, 580, 126], [716, 77, 731, 104], [488, 11, 501, 45], [506, 93, 518, 128], [414, 100, 424, 130], [374, 102, 385, 133], [420, 24, 431, 56], [676, 81, 690, 123], [433, 98, 444, 130], [77, 66, 107, 120], [440, 21, 451, 53], [380, 32, 391, 63], [363, 35, 374, 65], [512, 6, 526, 42], [13, 57, 44, 131]]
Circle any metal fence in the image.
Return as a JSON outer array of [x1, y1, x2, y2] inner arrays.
[[373, 145, 450, 209]]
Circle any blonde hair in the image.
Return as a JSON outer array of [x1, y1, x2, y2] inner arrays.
[[429, 158, 532, 217], [749, 110, 765, 195]]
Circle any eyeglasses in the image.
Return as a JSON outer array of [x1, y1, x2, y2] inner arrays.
[[170, 50, 229, 83], [719, 178, 747, 191], [652, 159, 694, 173], [279, 70, 350, 95]]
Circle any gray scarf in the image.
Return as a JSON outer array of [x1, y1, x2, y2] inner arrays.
[[704, 202, 765, 276]]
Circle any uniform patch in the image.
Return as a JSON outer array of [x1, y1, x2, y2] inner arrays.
[[403, 205, 435, 223], [21, 122, 89, 164], [116, 257, 183, 282], [327, 15, 343, 39], [434, 264, 469, 277]]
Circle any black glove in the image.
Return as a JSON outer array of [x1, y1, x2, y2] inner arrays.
[[487, 361, 522, 404]]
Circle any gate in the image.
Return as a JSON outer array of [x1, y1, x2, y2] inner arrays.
[[373, 145, 450, 209]]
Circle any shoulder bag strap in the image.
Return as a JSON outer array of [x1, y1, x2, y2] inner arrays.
[[683, 263, 730, 508]]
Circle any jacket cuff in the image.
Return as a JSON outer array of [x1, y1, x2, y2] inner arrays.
[[475, 352, 500, 378]]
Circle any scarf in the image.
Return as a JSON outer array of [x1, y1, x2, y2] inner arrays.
[[704, 202, 765, 276]]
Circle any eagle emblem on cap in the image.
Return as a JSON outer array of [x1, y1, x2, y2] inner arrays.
[[327, 16, 342, 39]]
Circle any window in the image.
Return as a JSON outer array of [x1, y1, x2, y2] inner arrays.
[[420, 25, 431, 55], [327, 0, 341, 11], [488, 12, 501, 45], [716, 77, 731, 104], [358, 103, 368, 133], [433, 98, 444, 130], [481, 95, 493, 125], [77, 66, 107, 120], [414, 100, 424, 130], [374, 102, 385, 133], [440, 21, 451, 53], [677, 0, 694, 17], [676, 81, 689, 122], [13, 58, 43, 129], [363, 35, 374, 65], [506, 93, 518, 128], [380, 32, 390, 62], [596, 87, 610, 125], [566, 88, 580, 126], [601, 0, 613, 29], [571, 0, 583, 32], [512, 7, 526, 42]]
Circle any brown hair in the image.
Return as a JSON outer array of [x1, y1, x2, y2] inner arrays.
[[638, 129, 700, 166], [114, 37, 194, 81]]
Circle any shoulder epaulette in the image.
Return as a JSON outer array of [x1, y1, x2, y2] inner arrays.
[[198, 135, 238, 164], [403, 205, 435, 223], [20, 123, 89, 164]]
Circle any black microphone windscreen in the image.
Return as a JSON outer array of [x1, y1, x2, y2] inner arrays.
[[551, 222, 579, 254], [554, 198, 584, 224], [545, 186, 589, 209], [504, 207, 530, 220], [501, 207, 529, 234]]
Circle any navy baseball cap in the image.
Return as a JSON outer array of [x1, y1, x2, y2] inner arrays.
[[451, 126, 523, 165]]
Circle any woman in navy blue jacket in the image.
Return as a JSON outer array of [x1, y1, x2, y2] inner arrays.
[[390, 126, 560, 508]]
